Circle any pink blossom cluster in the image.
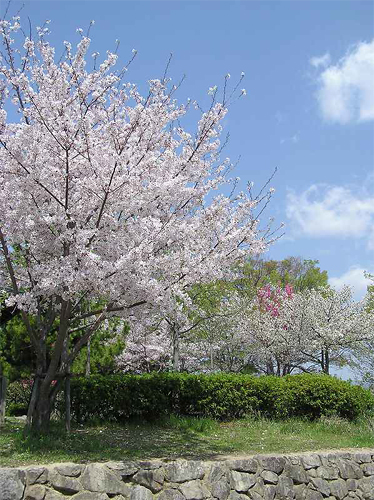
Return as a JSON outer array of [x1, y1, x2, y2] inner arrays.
[[257, 283, 293, 317]]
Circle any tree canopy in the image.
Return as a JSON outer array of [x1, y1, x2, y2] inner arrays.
[[0, 17, 276, 431]]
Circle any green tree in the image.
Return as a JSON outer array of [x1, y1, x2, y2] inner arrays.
[[183, 257, 329, 373]]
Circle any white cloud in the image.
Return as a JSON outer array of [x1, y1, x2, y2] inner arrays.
[[275, 111, 284, 124], [310, 52, 331, 69], [286, 184, 374, 240], [329, 267, 372, 300], [280, 133, 299, 145], [312, 39, 374, 123]]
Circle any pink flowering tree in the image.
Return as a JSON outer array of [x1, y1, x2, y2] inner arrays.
[[249, 285, 374, 375], [241, 283, 300, 375], [0, 18, 276, 431]]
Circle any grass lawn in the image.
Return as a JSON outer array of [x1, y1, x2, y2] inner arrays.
[[1, 414, 374, 468]]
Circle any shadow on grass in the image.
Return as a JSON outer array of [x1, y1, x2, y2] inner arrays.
[[2, 414, 374, 468], [0, 417, 236, 467]]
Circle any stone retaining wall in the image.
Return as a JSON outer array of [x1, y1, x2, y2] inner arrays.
[[1, 450, 374, 500]]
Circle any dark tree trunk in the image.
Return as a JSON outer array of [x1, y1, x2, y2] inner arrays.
[[172, 328, 180, 372], [282, 363, 291, 376], [321, 348, 330, 374], [0, 366, 7, 426], [266, 359, 275, 375], [31, 385, 54, 433], [65, 374, 71, 432], [324, 349, 330, 374], [29, 375, 66, 433], [85, 337, 91, 377]]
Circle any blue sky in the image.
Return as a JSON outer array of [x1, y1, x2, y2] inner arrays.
[[4, 0, 374, 300]]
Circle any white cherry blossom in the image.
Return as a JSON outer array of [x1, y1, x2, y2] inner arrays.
[[0, 18, 275, 431]]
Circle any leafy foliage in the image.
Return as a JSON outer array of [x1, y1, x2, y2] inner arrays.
[[5, 379, 33, 416], [0, 315, 38, 381], [55, 373, 374, 423]]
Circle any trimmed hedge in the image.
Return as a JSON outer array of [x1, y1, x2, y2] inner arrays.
[[66, 372, 374, 423], [7, 373, 374, 422]]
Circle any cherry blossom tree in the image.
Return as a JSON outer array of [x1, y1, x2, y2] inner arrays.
[[116, 292, 233, 373], [349, 277, 374, 386], [0, 17, 277, 431], [249, 285, 374, 375], [206, 283, 374, 377], [292, 286, 374, 374], [115, 319, 172, 373], [240, 283, 301, 375]]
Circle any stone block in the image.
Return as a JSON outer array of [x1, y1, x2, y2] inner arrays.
[[354, 454, 372, 464], [138, 461, 164, 470], [315, 466, 339, 480], [303, 490, 324, 500], [337, 460, 363, 480], [358, 475, 374, 499], [211, 480, 230, 500], [71, 492, 110, 500], [80, 464, 130, 496], [207, 464, 227, 483], [227, 492, 248, 500], [165, 462, 204, 483], [105, 462, 139, 477], [259, 456, 285, 474], [284, 464, 308, 484], [55, 463, 84, 477], [262, 484, 276, 500], [347, 493, 364, 500], [44, 491, 66, 500], [310, 477, 330, 497], [247, 492, 263, 500], [230, 470, 256, 492], [227, 459, 258, 473], [301, 455, 322, 470], [133, 469, 164, 493], [0, 468, 25, 500], [361, 463, 374, 476], [158, 490, 185, 500], [249, 478, 264, 497], [293, 484, 307, 500], [276, 476, 294, 499], [178, 480, 210, 500], [48, 470, 83, 494], [26, 467, 48, 485], [24, 484, 47, 500], [329, 479, 349, 500], [260, 470, 278, 484], [347, 478, 358, 491], [129, 485, 153, 500]]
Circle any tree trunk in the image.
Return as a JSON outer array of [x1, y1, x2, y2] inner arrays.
[[321, 348, 330, 374], [85, 337, 91, 377], [65, 374, 71, 432], [266, 359, 275, 375], [30, 384, 54, 433], [324, 349, 330, 375], [26, 375, 63, 434], [0, 367, 7, 426], [172, 326, 180, 372]]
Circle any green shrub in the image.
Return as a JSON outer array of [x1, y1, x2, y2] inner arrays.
[[65, 372, 374, 423], [5, 379, 33, 416], [7, 402, 28, 416]]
